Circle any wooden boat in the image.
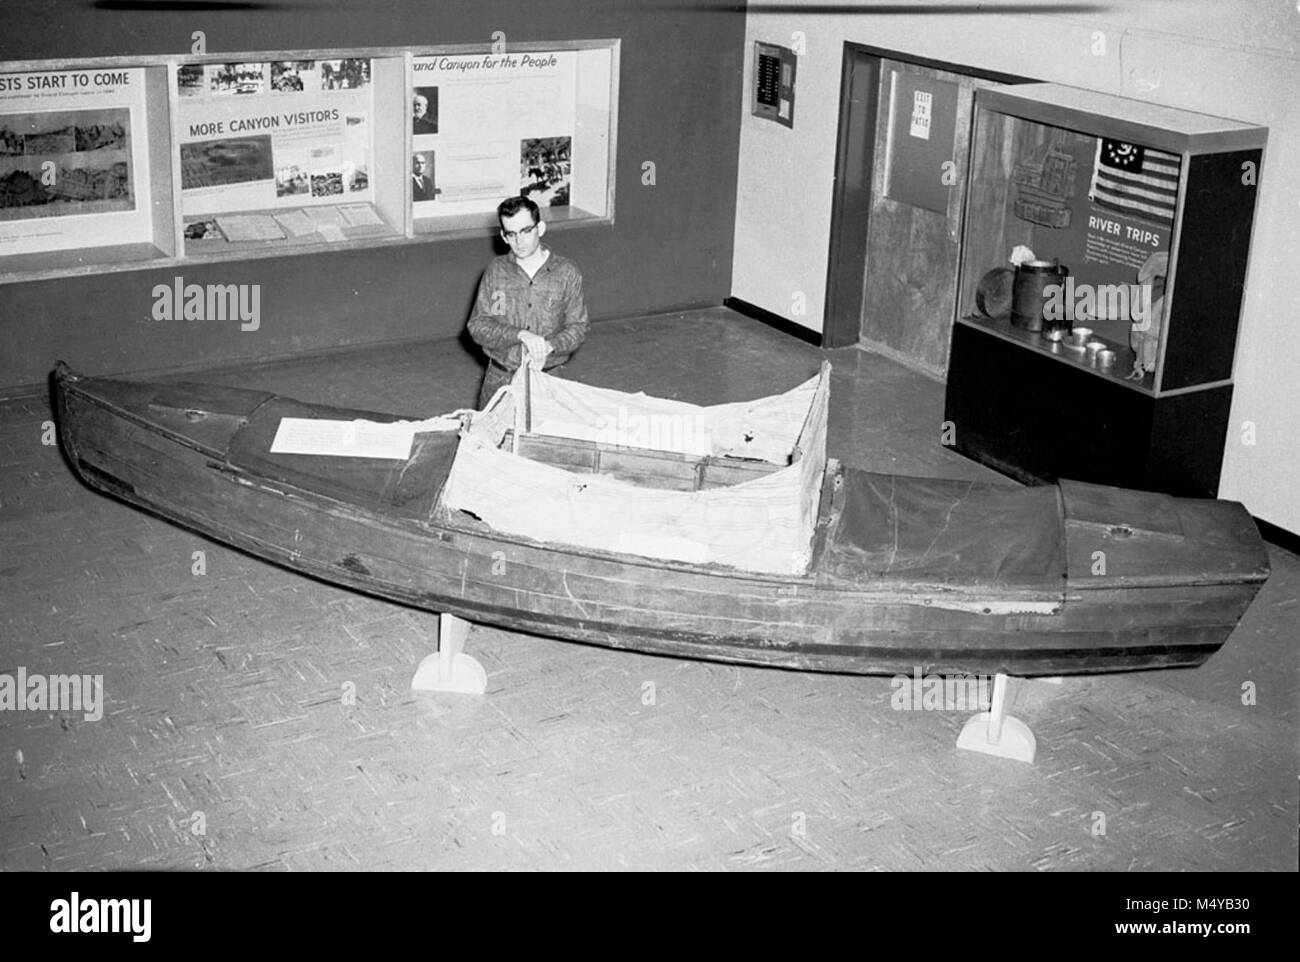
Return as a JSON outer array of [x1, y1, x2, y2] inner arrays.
[[52, 360, 1269, 677]]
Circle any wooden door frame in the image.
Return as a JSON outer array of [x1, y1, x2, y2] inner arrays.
[[822, 43, 1032, 348]]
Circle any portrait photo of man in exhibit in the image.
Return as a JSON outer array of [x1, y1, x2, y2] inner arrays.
[[411, 151, 438, 202], [412, 88, 438, 135]]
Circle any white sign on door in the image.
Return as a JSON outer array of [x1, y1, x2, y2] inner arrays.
[[910, 89, 932, 140]]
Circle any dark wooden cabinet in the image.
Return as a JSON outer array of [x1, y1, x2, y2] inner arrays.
[[944, 84, 1266, 497]]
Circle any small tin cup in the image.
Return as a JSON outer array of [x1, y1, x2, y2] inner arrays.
[[1097, 349, 1117, 370], [1070, 327, 1093, 347], [1086, 340, 1107, 361]]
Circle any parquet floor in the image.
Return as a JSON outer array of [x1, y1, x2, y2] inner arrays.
[[1, 309, 1295, 870]]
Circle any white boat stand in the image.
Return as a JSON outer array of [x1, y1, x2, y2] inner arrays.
[[956, 672, 1037, 763], [411, 612, 487, 695]]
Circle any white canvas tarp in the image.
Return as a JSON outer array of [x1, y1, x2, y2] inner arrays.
[[440, 363, 831, 574]]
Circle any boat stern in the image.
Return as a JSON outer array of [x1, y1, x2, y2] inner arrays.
[[1059, 479, 1270, 587]]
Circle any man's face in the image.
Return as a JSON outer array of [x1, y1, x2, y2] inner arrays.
[[413, 95, 428, 119], [413, 155, 427, 177], [500, 209, 544, 260]]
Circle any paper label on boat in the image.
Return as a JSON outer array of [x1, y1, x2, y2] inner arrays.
[[270, 418, 419, 460], [270, 415, 462, 460]]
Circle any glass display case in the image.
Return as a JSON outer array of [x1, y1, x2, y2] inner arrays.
[[0, 65, 176, 276], [944, 83, 1266, 497], [0, 40, 619, 282], [174, 56, 406, 259]]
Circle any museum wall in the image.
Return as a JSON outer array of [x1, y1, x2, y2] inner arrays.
[[731, 1, 1300, 535], [0, 0, 743, 391]]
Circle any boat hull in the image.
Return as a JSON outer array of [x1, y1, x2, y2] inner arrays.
[[53, 365, 1269, 676]]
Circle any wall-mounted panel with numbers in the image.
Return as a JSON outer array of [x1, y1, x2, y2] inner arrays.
[[944, 83, 1266, 497], [0, 40, 618, 283]]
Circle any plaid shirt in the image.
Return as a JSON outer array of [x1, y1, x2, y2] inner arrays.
[[466, 250, 589, 370]]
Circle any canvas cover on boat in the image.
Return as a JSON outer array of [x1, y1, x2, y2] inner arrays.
[[819, 472, 1067, 598], [439, 364, 831, 574], [515, 365, 822, 463], [228, 396, 460, 519]]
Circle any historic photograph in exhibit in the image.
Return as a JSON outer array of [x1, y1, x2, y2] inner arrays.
[[319, 58, 369, 90], [0, 67, 151, 256], [0, 107, 134, 221], [209, 62, 267, 96], [412, 86, 438, 134], [519, 135, 570, 207], [180, 134, 274, 190], [271, 60, 316, 93]]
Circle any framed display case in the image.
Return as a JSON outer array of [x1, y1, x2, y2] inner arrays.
[[175, 55, 406, 259], [944, 83, 1266, 497], [410, 44, 617, 236], [0, 39, 619, 283], [0, 65, 176, 275]]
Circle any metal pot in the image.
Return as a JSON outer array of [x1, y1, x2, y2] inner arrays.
[[1011, 258, 1070, 333]]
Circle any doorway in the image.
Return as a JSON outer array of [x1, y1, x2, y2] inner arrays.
[[823, 46, 1029, 375]]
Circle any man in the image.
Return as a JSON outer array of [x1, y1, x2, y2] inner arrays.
[[412, 153, 437, 202], [412, 93, 438, 135], [467, 196, 589, 408]]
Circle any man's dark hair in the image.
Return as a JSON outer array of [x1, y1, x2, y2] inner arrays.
[[497, 195, 540, 226]]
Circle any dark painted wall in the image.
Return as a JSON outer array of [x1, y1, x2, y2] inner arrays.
[[0, 0, 743, 391]]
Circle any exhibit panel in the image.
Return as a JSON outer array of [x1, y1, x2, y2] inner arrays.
[[0, 40, 619, 283], [0, 65, 175, 274], [410, 43, 617, 235], [945, 83, 1266, 497], [174, 56, 404, 258]]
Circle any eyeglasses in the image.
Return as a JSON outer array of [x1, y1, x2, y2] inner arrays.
[[501, 224, 537, 241]]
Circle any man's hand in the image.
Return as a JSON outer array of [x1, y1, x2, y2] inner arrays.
[[517, 329, 552, 370]]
